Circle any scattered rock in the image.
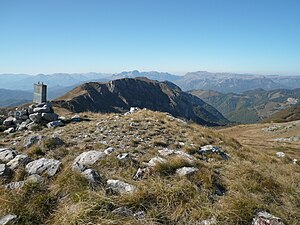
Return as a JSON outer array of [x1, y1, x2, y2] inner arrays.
[[0, 214, 17, 225], [72, 151, 106, 172], [33, 104, 51, 113], [25, 158, 61, 177], [133, 210, 146, 219], [5, 181, 25, 190], [6, 154, 31, 170], [158, 149, 196, 162], [112, 206, 133, 216], [252, 211, 284, 225], [104, 147, 115, 155], [82, 169, 102, 185], [117, 153, 130, 161], [2, 117, 16, 127], [133, 167, 150, 180], [176, 167, 199, 176], [0, 148, 17, 163], [124, 107, 141, 115], [3, 128, 15, 134], [23, 135, 43, 148], [199, 217, 217, 225], [276, 152, 285, 158], [71, 115, 81, 122], [47, 120, 64, 128], [0, 164, 12, 177], [106, 179, 136, 194], [199, 145, 229, 160], [293, 159, 298, 164], [26, 174, 44, 184], [146, 157, 166, 167]]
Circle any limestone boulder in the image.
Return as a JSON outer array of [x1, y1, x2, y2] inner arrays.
[[7, 154, 31, 170], [106, 179, 136, 194], [72, 151, 106, 172], [0, 214, 17, 225], [25, 158, 61, 177], [0, 148, 17, 163]]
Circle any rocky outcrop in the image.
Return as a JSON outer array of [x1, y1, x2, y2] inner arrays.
[[72, 151, 106, 172], [53, 78, 229, 126], [1, 102, 63, 133], [252, 211, 284, 225]]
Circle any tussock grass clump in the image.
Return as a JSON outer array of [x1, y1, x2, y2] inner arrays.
[[153, 157, 193, 176]]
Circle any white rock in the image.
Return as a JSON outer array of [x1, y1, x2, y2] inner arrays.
[[199, 217, 217, 225], [7, 154, 31, 170], [47, 120, 64, 128], [146, 157, 166, 167], [82, 169, 102, 184], [25, 158, 61, 177], [276, 152, 285, 158], [107, 179, 136, 194], [5, 181, 25, 190], [104, 147, 115, 155], [293, 159, 298, 164], [117, 153, 130, 161], [4, 127, 15, 134], [72, 151, 106, 172], [0, 214, 17, 225], [0, 148, 17, 163], [252, 211, 284, 225], [176, 167, 199, 176]]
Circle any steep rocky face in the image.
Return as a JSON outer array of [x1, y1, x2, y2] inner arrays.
[[53, 77, 228, 126]]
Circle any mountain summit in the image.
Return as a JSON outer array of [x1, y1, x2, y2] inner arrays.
[[53, 77, 228, 126]]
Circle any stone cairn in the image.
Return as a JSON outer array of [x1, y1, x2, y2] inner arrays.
[[1, 102, 65, 133]]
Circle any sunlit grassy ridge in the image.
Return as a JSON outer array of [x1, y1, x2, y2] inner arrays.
[[0, 109, 299, 224]]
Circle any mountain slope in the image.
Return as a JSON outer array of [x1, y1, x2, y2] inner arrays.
[[189, 88, 300, 124], [263, 106, 300, 123], [53, 77, 229, 126], [0, 89, 32, 107]]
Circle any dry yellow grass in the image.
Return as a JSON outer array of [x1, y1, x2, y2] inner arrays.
[[0, 110, 299, 224]]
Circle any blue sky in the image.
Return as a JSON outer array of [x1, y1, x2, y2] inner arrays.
[[0, 0, 300, 75]]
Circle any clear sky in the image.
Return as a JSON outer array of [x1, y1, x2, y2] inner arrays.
[[0, 0, 300, 75]]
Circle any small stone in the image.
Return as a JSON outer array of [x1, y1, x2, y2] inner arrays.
[[0, 148, 17, 163], [117, 153, 130, 161], [176, 167, 199, 176], [104, 147, 115, 155], [71, 115, 81, 122], [26, 174, 44, 184], [72, 151, 106, 172], [106, 179, 136, 194], [82, 169, 102, 184], [112, 207, 133, 216], [252, 211, 284, 225], [25, 158, 61, 177], [7, 154, 31, 170], [133, 211, 146, 219], [0, 214, 17, 225], [276, 152, 285, 158], [199, 217, 217, 225], [47, 120, 64, 128], [146, 157, 166, 167], [5, 181, 25, 190], [23, 135, 43, 148], [3, 127, 15, 134], [133, 168, 150, 180], [293, 159, 298, 164]]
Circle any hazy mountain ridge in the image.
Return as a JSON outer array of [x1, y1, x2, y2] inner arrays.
[[190, 88, 300, 123], [52, 77, 229, 126]]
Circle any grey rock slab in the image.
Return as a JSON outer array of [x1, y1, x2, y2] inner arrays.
[[176, 167, 199, 176], [33, 105, 51, 113], [106, 179, 136, 194], [145, 157, 166, 167], [2, 117, 16, 127], [0, 214, 17, 225], [3, 128, 15, 134], [7, 154, 31, 170], [25, 158, 61, 177], [0, 148, 17, 163], [72, 151, 106, 172]]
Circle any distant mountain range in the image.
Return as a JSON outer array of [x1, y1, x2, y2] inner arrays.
[[52, 77, 229, 126], [0, 89, 32, 107], [189, 88, 300, 124]]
